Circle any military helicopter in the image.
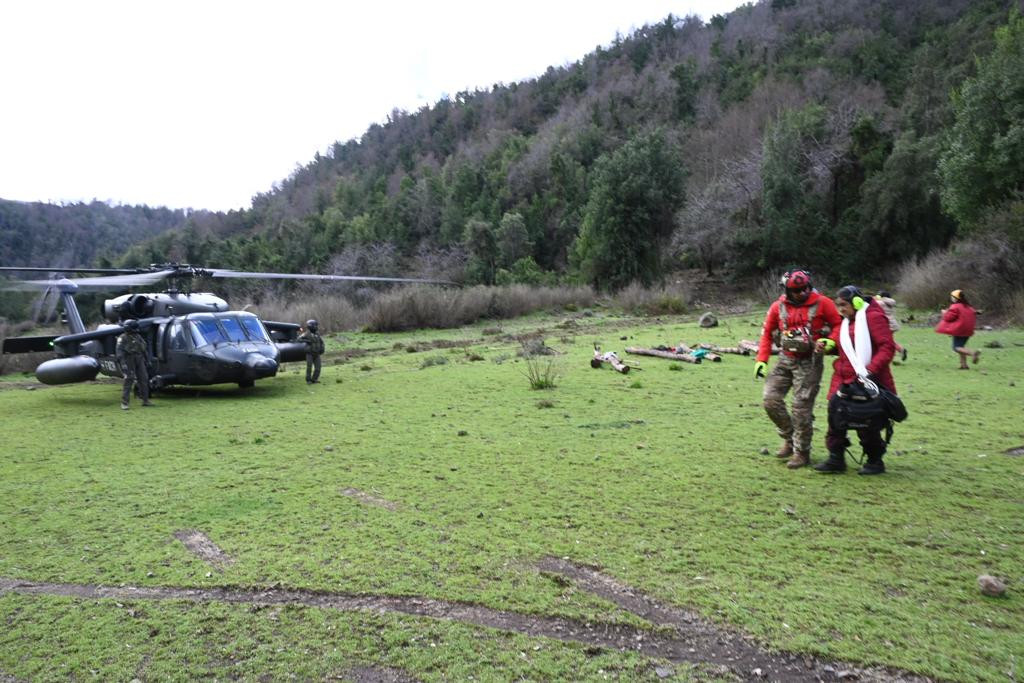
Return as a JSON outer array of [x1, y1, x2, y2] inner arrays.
[[0, 264, 454, 390]]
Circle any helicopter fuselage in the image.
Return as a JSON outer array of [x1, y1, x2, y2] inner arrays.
[[39, 310, 304, 389], [109, 312, 282, 388]]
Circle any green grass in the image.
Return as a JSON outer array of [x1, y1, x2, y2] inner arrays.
[[1, 311, 1022, 681]]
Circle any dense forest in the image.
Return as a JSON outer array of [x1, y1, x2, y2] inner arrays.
[[4, 0, 1024, 303], [0, 199, 184, 269]]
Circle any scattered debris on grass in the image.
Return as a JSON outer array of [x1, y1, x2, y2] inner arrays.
[[346, 664, 421, 683], [173, 530, 234, 570]]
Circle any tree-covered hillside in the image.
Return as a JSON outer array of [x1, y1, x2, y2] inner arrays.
[[16, 0, 1024, 295], [0, 199, 185, 269]]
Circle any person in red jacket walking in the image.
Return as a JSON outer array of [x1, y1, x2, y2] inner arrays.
[[935, 289, 980, 369], [755, 270, 842, 469], [814, 286, 897, 475]]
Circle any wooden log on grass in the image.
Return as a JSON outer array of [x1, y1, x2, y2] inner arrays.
[[698, 342, 745, 357], [676, 342, 722, 363], [592, 349, 630, 373], [739, 339, 782, 355], [625, 347, 701, 364]]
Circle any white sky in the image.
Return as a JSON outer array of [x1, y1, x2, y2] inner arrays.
[[1, 1, 746, 212]]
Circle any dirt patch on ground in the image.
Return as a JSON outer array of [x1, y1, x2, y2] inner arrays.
[[1004, 445, 1024, 457], [173, 530, 235, 570], [346, 665, 420, 683], [536, 557, 933, 682], [0, 575, 932, 682], [340, 488, 400, 511]]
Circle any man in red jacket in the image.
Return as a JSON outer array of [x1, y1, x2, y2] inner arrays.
[[755, 270, 842, 468]]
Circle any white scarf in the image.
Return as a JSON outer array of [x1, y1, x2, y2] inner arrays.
[[839, 305, 878, 393]]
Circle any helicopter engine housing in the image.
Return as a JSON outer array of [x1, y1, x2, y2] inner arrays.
[[36, 355, 100, 385], [104, 292, 229, 321]]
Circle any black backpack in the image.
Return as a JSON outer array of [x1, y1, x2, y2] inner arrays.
[[828, 381, 907, 440]]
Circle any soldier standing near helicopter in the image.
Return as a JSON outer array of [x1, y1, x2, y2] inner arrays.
[[297, 319, 324, 384], [117, 319, 153, 409]]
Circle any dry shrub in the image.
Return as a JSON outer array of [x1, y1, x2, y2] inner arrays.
[[1007, 290, 1024, 326], [613, 282, 691, 315], [246, 293, 363, 332], [365, 285, 597, 332], [896, 234, 1024, 313]]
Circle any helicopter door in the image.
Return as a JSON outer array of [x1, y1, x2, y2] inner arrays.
[[157, 322, 168, 360]]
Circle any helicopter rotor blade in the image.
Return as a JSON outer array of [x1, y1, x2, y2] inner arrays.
[[0, 266, 148, 275], [206, 269, 460, 287], [0, 270, 177, 290]]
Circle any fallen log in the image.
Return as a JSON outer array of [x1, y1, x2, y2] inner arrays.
[[739, 340, 782, 355], [591, 348, 630, 373], [625, 347, 701, 364], [698, 342, 744, 357], [674, 342, 721, 362]]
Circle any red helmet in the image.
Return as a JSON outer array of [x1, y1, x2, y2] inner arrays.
[[784, 270, 811, 291]]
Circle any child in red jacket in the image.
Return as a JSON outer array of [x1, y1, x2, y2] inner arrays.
[[935, 289, 980, 369]]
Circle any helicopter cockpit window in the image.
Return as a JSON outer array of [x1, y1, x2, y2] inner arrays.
[[219, 317, 248, 342], [239, 317, 270, 343], [168, 321, 187, 350], [189, 318, 226, 347]]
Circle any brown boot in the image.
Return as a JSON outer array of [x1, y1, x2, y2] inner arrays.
[[776, 440, 794, 458], [786, 451, 810, 469]]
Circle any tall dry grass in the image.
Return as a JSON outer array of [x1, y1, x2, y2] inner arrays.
[[895, 234, 1024, 313], [365, 285, 598, 332], [612, 282, 691, 316], [243, 294, 363, 332]]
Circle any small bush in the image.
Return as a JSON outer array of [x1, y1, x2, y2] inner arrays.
[[419, 355, 449, 369], [522, 356, 560, 389]]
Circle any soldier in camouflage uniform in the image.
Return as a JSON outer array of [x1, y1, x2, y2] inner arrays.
[[754, 270, 841, 468], [297, 319, 324, 384], [117, 319, 153, 410]]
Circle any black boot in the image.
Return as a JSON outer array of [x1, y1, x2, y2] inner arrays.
[[814, 451, 846, 473], [858, 456, 886, 475]]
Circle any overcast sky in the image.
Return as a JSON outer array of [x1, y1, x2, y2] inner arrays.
[[1, 1, 747, 212]]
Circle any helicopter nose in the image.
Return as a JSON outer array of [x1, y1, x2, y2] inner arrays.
[[245, 353, 278, 378]]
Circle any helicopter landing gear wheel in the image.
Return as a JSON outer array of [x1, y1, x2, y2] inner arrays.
[[238, 379, 255, 389]]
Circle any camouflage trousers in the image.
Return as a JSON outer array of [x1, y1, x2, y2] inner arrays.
[[120, 354, 150, 405], [305, 353, 321, 383], [762, 353, 824, 453]]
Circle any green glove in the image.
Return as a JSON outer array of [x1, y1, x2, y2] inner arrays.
[[820, 338, 836, 352], [754, 361, 768, 379]]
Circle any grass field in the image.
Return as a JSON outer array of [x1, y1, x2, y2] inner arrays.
[[1, 307, 1021, 681]]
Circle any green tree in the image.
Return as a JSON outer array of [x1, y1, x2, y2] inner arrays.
[[859, 132, 956, 263], [573, 130, 687, 290], [496, 211, 532, 268], [755, 105, 831, 271], [670, 59, 700, 122], [463, 218, 498, 285], [939, 11, 1024, 228]]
